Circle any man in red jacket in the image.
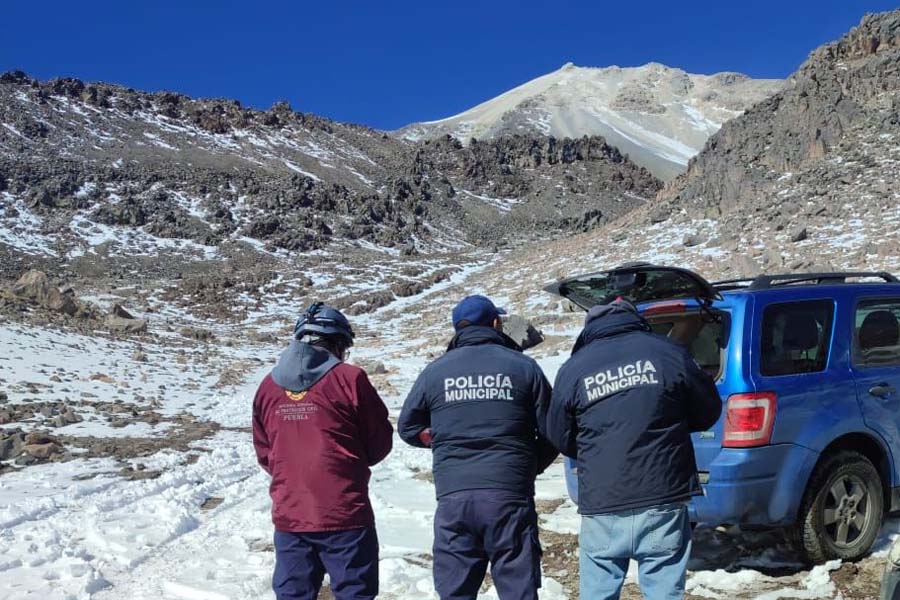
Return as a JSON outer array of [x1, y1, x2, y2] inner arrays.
[[253, 302, 393, 600]]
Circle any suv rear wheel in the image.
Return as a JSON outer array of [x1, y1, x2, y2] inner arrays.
[[790, 451, 884, 564]]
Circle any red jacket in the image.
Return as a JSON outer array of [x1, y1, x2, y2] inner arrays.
[[252, 364, 393, 532]]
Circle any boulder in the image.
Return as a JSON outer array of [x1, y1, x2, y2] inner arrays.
[[11, 270, 78, 316], [25, 431, 57, 446], [503, 315, 545, 350], [106, 315, 148, 334], [21, 442, 63, 460], [49, 408, 82, 428], [110, 303, 137, 320], [682, 233, 707, 247], [367, 362, 388, 375], [0, 429, 26, 460], [649, 208, 670, 224], [790, 226, 809, 243]]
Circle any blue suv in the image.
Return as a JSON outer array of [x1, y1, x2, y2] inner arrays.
[[547, 264, 900, 563]]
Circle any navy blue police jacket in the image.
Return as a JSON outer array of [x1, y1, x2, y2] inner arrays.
[[398, 326, 559, 498], [546, 306, 722, 515]]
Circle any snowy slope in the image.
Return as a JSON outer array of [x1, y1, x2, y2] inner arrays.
[[396, 63, 783, 180], [3, 245, 900, 599]]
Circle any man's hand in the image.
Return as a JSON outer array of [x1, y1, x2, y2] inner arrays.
[[418, 428, 433, 447]]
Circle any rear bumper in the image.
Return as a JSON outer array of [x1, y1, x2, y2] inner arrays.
[[563, 444, 818, 527], [689, 444, 818, 527]]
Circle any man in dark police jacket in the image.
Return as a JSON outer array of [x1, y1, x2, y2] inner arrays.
[[398, 295, 558, 600], [547, 300, 721, 600]]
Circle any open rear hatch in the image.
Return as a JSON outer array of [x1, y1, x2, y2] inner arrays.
[[544, 263, 722, 309], [546, 264, 727, 475]]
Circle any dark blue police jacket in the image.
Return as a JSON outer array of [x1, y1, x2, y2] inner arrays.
[[547, 308, 722, 515], [398, 326, 559, 498]]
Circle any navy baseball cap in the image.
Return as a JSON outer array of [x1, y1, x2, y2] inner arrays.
[[452, 295, 506, 331]]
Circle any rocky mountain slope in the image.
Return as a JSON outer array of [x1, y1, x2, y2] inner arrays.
[[396, 63, 783, 180], [0, 71, 660, 278], [494, 9, 897, 288], [633, 9, 900, 273]]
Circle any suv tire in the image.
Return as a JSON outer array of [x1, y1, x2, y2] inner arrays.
[[790, 450, 884, 564]]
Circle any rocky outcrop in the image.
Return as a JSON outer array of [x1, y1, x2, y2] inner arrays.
[[0, 71, 662, 259], [105, 304, 148, 334], [4, 270, 147, 334], [11, 270, 79, 315], [0, 429, 66, 465], [659, 10, 900, 219]]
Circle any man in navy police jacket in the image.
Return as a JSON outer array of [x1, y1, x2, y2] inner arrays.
[[399, 295, 558, 600], [546, 300, 721, 600]]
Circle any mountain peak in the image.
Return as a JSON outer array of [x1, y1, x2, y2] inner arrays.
[[395, 63, 783, 180]]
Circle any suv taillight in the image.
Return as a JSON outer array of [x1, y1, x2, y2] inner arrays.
[[722, 392, 777, 448]]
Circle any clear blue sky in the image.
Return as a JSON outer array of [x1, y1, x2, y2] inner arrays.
[[2, 1, 896, 130]]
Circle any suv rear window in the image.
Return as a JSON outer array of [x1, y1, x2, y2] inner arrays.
[[647, 311, 729, 380], [760, 300, 834, 376], [854, 299, 900, 368], [557, 267, 717, 308]]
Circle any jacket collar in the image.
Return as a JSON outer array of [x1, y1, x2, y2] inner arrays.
[[447, 325, 522, 353], [572, 309, 651, 355]]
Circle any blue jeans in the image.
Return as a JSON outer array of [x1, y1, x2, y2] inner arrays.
[[273, 527, 379, 600], [580, 502, 691, 600]]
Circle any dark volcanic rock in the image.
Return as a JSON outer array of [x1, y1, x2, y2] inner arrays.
[[503, 315, 545, 350], [0, 71, 662, 255], [790, 226, 809, 243], [660, 10, 900, 217]]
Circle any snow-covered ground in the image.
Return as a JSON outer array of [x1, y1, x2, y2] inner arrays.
[[2, 248, 899, 600], [0, 290, 571, 599]]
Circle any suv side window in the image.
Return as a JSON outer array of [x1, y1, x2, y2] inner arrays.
[[760, 300, 835, 376], [854, 299, 900, 368]]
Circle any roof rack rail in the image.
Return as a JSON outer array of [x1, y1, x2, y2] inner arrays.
[[712, 271, 898, 290], [711, 277, 757, 291]]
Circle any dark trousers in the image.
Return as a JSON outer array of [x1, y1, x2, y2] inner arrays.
[[433, 489, 542, 600], [273, 527, 379, 600]]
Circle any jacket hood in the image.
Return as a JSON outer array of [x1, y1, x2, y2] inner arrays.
[[447, 325, 523, 353], [572, 303, 651, 354], [271, 339, 342, 391]]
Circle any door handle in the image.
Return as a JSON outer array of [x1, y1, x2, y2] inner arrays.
[[869, 384, 897, 398]]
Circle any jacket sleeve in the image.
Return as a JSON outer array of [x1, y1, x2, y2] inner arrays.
[[533, 367, 560, 473], [680, 349, 723, 432], [547, 364, 580, 459], [252, 383, 272, 475], [398, 372, 431, 448], [355, 371, 394, 466]]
